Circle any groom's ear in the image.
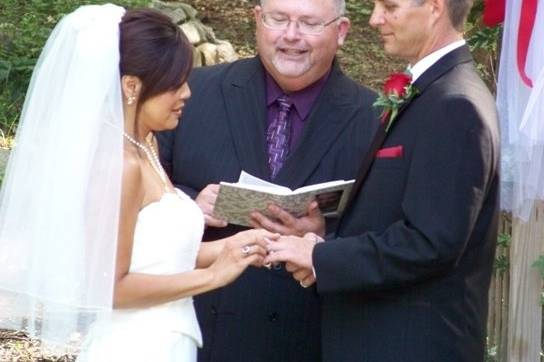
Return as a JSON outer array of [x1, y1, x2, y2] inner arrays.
[[121, 75, 143, 100]]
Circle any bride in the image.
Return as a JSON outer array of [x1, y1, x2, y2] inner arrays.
[[0, 4, 276, 361]]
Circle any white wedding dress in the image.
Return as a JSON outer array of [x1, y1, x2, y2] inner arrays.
[[77, 189, 204, 362]]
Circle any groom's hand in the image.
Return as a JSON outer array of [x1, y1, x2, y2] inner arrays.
[[265, 233, 319, 271], [196, 184, 228, 228], [286, 262, 316, 288], [249, 201, 325, 237]]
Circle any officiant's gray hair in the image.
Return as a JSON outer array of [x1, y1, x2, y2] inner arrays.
[[259, 0, 346, 16]]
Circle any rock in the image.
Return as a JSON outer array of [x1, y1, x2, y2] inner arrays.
[[151, 0, 188, 24], [181, 21, 203, 44], [197, 42, 218, 65], [192, 47, 203, 67], [197, 23, 217, 43], [152, 1, 238, 66], [216, 40, 238, 63], [179, 3, 198, 20], [181, 20, 217, 46]]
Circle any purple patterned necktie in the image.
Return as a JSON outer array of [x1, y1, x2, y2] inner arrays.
[[267, 95, 293, 179]]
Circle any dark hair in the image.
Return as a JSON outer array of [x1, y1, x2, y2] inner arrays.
[[119, 9, 193, 104]]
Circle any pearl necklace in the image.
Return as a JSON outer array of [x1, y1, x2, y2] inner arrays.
[[123, 132, 168, 188]]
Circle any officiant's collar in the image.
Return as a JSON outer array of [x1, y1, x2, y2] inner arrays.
[[265, 69, 331, 120]]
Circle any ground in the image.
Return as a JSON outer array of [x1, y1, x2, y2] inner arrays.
[[0, 0, 401, 360]]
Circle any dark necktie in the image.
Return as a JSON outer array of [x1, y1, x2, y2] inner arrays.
[[266, 95, 293, 179]]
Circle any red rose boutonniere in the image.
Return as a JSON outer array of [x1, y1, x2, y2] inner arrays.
[[373, 72, 418, 132]]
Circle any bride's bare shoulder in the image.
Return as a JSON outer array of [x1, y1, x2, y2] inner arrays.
[[122, 148, 144, 190]]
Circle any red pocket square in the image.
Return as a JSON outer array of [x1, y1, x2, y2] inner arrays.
[[376, 145, 403, 158]]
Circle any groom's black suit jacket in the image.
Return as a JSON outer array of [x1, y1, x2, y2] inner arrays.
[[314, 46, 500, 362], [159, 56, 377, 362]]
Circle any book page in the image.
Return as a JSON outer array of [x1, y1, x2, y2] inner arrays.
[[293, 179, 354, 194], [237, 171, 292, 192]]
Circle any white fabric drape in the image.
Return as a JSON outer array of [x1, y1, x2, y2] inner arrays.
[[0, 4, 125, 352], [497, 0, 544, 221]]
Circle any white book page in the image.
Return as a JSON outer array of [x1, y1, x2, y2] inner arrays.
[[237, 171, 292, 193], [293, 179, 354, 194]]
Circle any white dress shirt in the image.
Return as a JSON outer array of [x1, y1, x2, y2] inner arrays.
[[408, 39, 466, 82]]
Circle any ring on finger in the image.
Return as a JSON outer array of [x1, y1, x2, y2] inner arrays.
[[241, 245, 251, 256], [299, 281, 309, 288]]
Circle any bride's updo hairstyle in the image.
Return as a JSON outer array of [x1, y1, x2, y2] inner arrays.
[[119, 9, 193, 105]]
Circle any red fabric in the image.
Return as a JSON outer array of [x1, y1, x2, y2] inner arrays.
[[376, 145, 403, 158], [517, 0, 537, 87], [483, 0, 505, 26]]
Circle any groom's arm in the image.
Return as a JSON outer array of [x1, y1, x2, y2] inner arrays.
[[313, 96, 498, 295]]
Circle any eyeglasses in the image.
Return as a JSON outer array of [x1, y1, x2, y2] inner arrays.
[[261, 12, 341, 35]]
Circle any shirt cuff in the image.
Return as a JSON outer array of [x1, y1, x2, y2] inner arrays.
[[312, 236, 325, 278]]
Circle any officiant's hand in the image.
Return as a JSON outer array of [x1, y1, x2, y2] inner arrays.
[[249, 201, 325, 237], [196, 184, 228, 228]]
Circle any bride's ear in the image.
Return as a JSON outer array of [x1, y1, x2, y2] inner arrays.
[[121, 75, 142, 105]]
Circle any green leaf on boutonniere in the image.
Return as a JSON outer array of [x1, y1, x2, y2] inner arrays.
[[373, 72, 419, 132]]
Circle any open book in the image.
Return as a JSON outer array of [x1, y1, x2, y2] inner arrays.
[[213, 171, 355, 227]]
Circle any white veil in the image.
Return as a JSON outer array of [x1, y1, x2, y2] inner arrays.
[[497, 0, 544, 221], [0, 3, 125, 352]]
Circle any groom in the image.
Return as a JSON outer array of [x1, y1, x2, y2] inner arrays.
[[265, 0, 500, 360]]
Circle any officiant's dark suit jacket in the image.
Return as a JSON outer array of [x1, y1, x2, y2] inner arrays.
[[158, 56, 377, 362], [313, 46, 500, 362]]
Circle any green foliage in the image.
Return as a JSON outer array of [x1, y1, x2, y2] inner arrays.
[[494, 254, 509, 274], [532, 255, 544, 305], [497, 232, 511, 248], [532, 256, 544, 279], [485, 344, 498, 362], [346, 0, 372, 16], [0, 0, 151, 138], [494, 233, 511, 274], [465, 0, 502, 92]]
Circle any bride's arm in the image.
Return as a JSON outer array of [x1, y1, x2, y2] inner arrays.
[[113, 156, 272, 309], [195, 240, 224, 268]]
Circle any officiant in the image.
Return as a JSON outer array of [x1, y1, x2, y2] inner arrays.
[[158, 0, 377, 360]]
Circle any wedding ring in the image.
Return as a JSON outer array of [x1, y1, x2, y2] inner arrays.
[[299, 281, 309, 288], [241, 245, 251, 256]]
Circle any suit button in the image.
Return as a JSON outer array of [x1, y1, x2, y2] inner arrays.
[[273, 263, 282, 270], [268, 312, 279, 322], [211, 306, 217, 315]]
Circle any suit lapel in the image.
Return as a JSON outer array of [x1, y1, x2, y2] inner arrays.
[[413, 45, 473, 93], [385, 45, 474, 133], [275, 62, 358, 188], [221, 57, 270, 180]]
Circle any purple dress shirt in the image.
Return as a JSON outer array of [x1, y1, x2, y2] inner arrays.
[[265, 70, 331, 151]]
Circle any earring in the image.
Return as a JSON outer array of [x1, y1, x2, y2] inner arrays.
[[127, 95, 136, 105]]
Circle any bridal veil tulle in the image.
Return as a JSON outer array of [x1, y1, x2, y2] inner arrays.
[[0, 4, 125, 351]]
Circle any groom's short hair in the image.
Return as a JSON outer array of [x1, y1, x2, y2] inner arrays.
[[445, 0, 474, 30], [411, 0, 473, 32]]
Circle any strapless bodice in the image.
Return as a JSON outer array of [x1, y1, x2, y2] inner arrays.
[[112, 189, 205, 346]]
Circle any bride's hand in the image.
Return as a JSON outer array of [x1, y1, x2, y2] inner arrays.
[[209, 229, 279, 288]]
